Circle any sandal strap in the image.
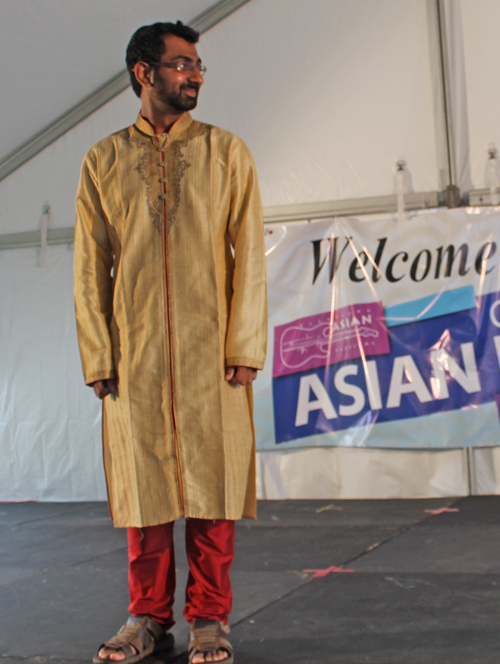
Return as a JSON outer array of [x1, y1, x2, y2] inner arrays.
[[100, 616, 165, 657], [189, 620, 233, 655]]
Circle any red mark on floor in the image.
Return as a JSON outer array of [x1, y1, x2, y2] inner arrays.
[[303, 566, 354, 578], [424, 507, 459, 515]]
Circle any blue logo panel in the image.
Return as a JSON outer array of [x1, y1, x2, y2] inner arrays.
[[273, 291, 500, 444]]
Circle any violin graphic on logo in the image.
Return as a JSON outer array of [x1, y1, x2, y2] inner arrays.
[[280, 322, 379, 369], [273, 303, 390, 378]]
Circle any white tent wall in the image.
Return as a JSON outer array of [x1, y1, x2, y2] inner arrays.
[[257, 448, 471, 500], [0, 88, 140, 235], [197, 0, 440, 204], [1, 0, 499, 502], [0, 244, 107, 501]]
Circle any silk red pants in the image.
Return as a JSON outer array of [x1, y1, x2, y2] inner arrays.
[[127, 518, 235, 627]]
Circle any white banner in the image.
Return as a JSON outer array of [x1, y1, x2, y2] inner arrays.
[[254, 207, 500, 450]]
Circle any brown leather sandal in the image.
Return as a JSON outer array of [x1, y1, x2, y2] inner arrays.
[[93, 615, 174, 664], [188, 619, 234, 664]]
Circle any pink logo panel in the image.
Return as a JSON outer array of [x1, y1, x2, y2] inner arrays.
[[273, 302, 390, 378]]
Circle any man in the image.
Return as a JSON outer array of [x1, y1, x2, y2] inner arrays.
[[74, 21, 267, 664]]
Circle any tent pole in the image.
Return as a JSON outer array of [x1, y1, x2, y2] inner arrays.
[[435, 0, 460, 208], [466, 447, 476, 496]]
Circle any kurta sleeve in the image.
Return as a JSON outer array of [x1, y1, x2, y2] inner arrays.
[[225, 138, 268, 370], [74, 149, 115, 385]]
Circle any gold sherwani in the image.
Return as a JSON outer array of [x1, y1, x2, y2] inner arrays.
[[74, 113, 267, 528]]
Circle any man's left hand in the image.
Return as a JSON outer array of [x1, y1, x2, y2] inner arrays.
[[225, 366, 258, 386]]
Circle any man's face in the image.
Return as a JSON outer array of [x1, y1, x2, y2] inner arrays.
[[150, 34, 204, 111]]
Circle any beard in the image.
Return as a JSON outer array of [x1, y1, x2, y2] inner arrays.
[[157, 81, 199, 111]]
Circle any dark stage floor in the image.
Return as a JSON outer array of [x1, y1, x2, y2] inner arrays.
[[2, 496, 500, 663]]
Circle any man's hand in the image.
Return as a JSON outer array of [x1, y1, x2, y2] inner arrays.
[[91, 378, 117, 399], [225, 366, 258, 386]]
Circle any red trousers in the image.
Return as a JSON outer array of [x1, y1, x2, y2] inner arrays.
[[127, 518, 235, 627]]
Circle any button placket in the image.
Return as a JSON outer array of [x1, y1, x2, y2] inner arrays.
[[154, 136, 168, 205]]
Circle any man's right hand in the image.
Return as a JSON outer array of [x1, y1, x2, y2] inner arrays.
[[91, 378, 118, 399]]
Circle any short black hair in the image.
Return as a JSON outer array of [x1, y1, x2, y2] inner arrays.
[[126, 21, 199, 97]]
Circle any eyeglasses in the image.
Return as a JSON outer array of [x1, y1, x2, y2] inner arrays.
[[149, 61, 207, 76]]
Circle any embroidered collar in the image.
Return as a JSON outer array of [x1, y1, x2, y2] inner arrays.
[[134, 112, 193, 140]]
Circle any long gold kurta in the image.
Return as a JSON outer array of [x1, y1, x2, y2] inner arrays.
[[74, 113, 267, 528]]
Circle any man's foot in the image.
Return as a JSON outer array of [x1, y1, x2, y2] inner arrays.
[[93, 616, 173, 664], [188, 620, 234, 664]]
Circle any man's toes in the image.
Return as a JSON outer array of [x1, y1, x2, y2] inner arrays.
[[192, 655, 207, 664], [192, 649, 230, 663], [191, 654, 205, 664], [98, 648, 126, 661]]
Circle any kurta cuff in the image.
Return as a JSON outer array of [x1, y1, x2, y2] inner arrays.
[[84, 369, 116, 386], [225, 357, 264, 370]]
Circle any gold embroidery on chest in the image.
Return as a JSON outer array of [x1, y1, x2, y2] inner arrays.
[[131, 123, 211, 233], [131, 138, 163, 233], [165, 123, 212, 231]]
